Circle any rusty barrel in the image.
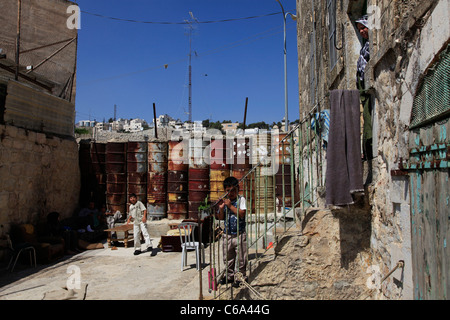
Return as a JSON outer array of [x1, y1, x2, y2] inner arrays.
[[210, 168, 230, 202], [255, 166, 275, 213], [127, 142, 147, 204], [188, 167, 210, 219], [147, 142, 168, 218], [210, 138, 232, 170], [106, 142, 127, 214], [167, 170, 188, 220], [189, 134, 210, 168], [168, 140, 189, 171], [79, 141, 93, 205], [167, 140, 189, 220], [90, 142, 107, 206]]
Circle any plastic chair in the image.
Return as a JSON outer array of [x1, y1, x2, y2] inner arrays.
[[6, 234, 37, 272], [178, 222, 205, 271]]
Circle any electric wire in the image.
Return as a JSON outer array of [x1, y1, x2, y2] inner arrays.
[[80, 10, 287, 25], [77, 22, 296, 86]]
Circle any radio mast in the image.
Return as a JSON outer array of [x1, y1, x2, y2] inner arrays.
[[185, 12, 198, 123]]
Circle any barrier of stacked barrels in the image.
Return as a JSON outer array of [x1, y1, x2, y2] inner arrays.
[[188, 134, 210, 219], [167, 140, 189, 220], [106, 142, 128, 216], [147, 141, 168, 219], [79, 135, 289, 219]]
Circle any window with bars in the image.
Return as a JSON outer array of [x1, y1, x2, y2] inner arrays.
[[410, 45, 450, 129]]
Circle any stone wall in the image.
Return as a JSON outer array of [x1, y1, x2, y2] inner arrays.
[[0, 124, 80, 230], [294, 0, 448, 300], [240, 206, 373, 300], [364, 0, 447, 300]]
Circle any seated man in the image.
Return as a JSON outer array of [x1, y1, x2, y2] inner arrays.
[[78, 201, 98, 232]]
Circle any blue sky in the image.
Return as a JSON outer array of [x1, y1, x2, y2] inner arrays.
[[74, 0, 299, 125]]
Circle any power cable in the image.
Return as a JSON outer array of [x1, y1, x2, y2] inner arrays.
[[77, 22, 296, 86], [80, 10, 288, 25]]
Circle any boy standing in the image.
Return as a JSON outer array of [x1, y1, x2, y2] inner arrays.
[[216, 176, 247, 287], [126, 193, 153, 256]]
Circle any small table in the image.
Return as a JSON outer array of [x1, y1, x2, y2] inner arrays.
[[105, 224, 134, 248]]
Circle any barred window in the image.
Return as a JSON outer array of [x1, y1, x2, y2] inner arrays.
[[410, 45, 450, 129]]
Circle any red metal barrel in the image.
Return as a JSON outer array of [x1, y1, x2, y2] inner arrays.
[[106, 142, 127, 215], [209, 138, 233, 170], [188, 167, 209, 219], [147, 142, 168, 218]]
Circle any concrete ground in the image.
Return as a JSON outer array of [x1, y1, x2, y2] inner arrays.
[[0, 222, 222, 300]]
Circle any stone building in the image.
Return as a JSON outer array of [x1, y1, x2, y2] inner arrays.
[[276, 0, 449, 300], [0, 0, 80, 231]]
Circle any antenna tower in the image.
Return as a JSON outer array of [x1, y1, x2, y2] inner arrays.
[[185, 12, 198, 123]]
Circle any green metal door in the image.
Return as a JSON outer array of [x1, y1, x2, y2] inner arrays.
[[405, 46, 450, 300]]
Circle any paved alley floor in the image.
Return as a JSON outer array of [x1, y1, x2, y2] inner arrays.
[[0, 236, 219, 300]]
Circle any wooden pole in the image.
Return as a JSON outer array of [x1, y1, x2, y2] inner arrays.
[[243, 97, 248, 131], [153, 103, 158, 139]]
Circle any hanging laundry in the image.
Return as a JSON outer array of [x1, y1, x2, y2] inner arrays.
[[310, 109, 330, 148], [325, 90, 364, 206]]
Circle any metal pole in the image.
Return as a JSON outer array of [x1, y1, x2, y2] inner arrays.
[[283, 15, 289, 133], [198, 216, 203, 300], [276, 0, 289, 132]]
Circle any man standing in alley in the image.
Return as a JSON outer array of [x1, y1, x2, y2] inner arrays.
[[126, 193, 153, 256]]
